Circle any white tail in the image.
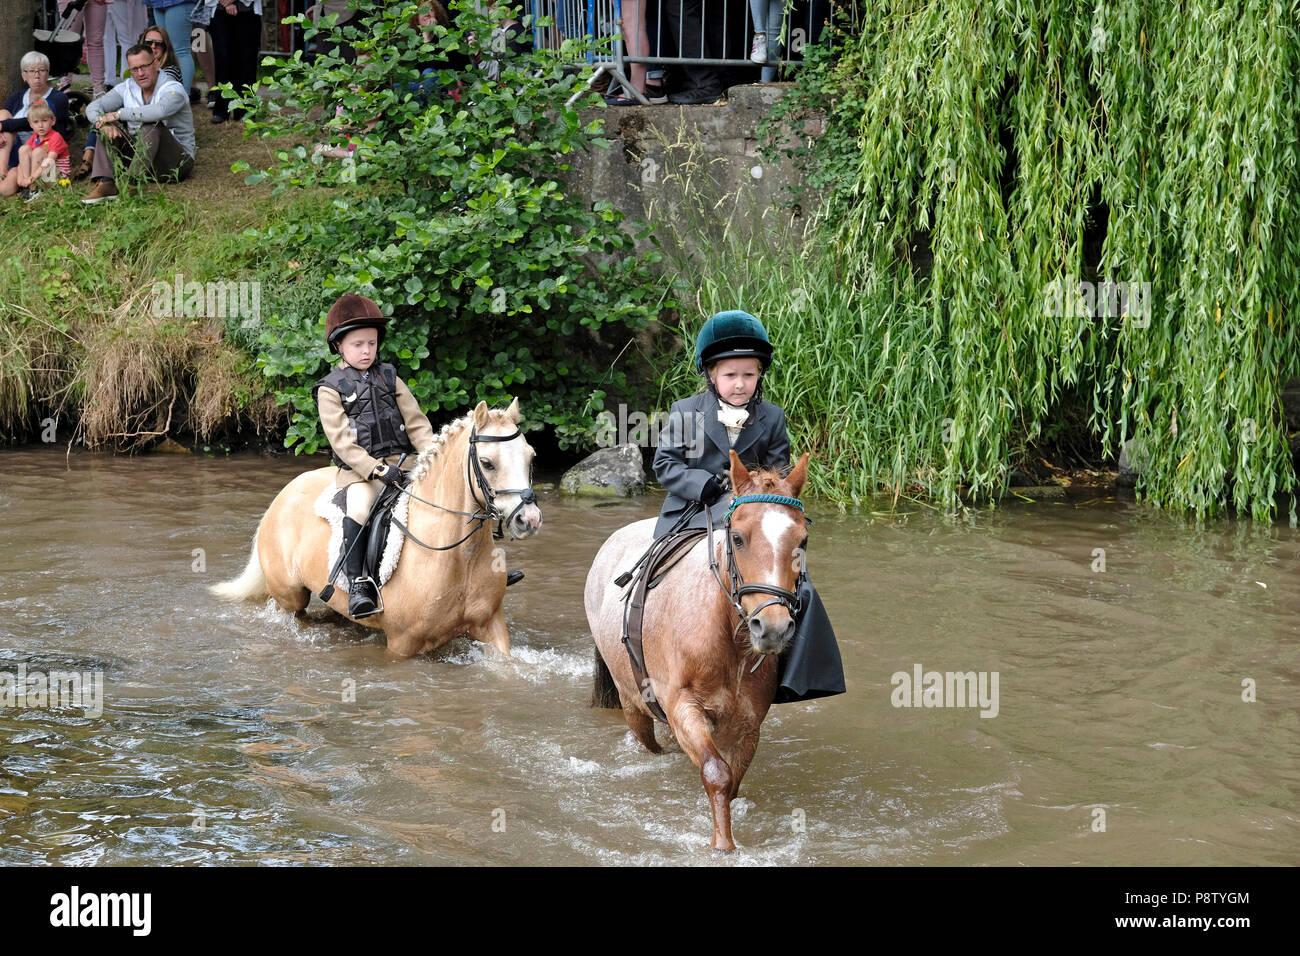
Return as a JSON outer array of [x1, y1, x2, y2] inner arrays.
[[209, 528, 267, 601]]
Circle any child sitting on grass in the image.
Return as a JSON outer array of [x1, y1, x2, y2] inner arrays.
[[0, 103, 70, 201]]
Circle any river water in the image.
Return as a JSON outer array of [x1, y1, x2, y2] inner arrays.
[[1, 447, 1297, 865]]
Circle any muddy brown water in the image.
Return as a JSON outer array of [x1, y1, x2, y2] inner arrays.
[[1, 447, 1297, 865]]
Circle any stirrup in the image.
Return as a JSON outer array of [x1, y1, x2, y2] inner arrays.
[[506, 570, 524, 587], [348, 576, 381, 618]]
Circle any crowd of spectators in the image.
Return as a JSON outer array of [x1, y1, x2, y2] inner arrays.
[[3, 1, 830, 202]]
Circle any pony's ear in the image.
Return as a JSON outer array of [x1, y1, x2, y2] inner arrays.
[[785, 452, 810, 497], [729, 450, 752, 493], [472, 401, 490, 429], [505, 397, 521, 423]]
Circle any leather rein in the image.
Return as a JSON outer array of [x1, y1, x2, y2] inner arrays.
[[621, 492, 809, 723]]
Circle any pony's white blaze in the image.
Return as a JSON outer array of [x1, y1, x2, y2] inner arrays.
[[759, 510, 799, 579]]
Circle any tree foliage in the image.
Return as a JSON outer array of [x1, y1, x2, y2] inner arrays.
[[767, 0, 1299, 520], [234, 1, 664, 453]]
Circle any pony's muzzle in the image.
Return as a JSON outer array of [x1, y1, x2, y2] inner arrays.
[[747, 609, 795, 656], [507, 502, 543, 538]]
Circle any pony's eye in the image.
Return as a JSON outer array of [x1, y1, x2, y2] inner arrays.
[[731, 532, 744, 548], [479, 458, 494, 471]]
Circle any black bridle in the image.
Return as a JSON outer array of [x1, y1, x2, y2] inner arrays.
[[391, 425, 536, 551], [466, 425, 537, 539], [705, 493, 810, 669]]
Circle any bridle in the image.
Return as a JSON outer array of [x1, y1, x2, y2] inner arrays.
[[705, 493, 810, 669], [466, 425, 537, 539], [392, 424, 536, 551]]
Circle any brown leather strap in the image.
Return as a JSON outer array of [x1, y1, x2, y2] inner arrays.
[[620, 527, 708, 723]]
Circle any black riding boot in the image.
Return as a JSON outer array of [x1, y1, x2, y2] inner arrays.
[[342, 517, 379, 619]]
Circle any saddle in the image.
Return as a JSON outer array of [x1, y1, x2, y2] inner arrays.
[[617, 525, 708, 723], [315, 481, 409, 603]]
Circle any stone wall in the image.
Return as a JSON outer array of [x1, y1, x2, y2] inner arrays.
[[562, 83, 824, 250]]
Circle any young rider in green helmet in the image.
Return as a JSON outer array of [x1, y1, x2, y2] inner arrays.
[[653, 310, 846, 702]]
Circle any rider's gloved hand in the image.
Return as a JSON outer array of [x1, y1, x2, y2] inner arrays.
[[700, 473, 729, 506], [373, 464, 405, 487]]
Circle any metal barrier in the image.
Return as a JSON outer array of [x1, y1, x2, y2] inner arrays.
[[35, 0, 841, 98], [551, 0, 841, 106]]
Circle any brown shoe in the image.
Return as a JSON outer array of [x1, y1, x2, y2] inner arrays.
[[74, 153, 93, 181], [82, 179, 119, 204]]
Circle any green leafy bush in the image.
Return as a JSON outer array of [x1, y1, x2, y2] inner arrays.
[[235, 1, 664, 454]]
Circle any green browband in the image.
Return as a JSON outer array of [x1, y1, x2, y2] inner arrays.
[[724, 494, 806, 522]]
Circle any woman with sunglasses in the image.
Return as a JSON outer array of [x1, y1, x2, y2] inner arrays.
[[142, 0, 197, 94], [139, 25, 185, 85]]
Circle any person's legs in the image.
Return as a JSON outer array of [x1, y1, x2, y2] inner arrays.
[[621, 0, 649, 92], [27, 146, 52, 186], [0, 114, 14, 172], [156, 4, 197, 92], [209, 5, 233, 120], [85, 0, 110, 93], [16, 144, 33, 187], [134, 122, 194, 181], [0, 168, 18, 197], [91, 122, 133, 181], [664, 0, 721, 101], [193, 27, 217, 99], [342, 480, 380, 617], [230, 4, 263, 118]]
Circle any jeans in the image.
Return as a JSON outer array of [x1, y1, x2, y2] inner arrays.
[[146, 2, 197, 92]]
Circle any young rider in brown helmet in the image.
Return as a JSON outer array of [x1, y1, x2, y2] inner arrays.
[[312, 293, 436, 619]]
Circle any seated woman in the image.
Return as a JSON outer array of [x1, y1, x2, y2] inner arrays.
[[653, 310, 846, 703], [0, 52, 72, 177]]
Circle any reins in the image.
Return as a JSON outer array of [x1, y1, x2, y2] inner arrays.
[[390, 424, 535, 552], [620, 490, 809, 723]]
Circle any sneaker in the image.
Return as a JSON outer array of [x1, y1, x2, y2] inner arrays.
[[211, 113, 227, 125], [750, 32, 767, 63], [82, 180, 119, 204], [644, 73, 668, 105], [23, 187, 40, 203]]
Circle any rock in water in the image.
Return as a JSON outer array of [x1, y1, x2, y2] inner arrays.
[[560, 443, 646, 497], [1117, 437, 1149, 488]]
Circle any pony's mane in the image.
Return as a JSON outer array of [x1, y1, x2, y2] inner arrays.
[[734, 468, 790, 496], [408, 409, 514, 482]]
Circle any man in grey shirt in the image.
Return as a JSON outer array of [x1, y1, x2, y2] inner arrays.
[[83, 43, 196, 204]]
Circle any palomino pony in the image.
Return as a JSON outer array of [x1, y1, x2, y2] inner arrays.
[[211, 399, 542, 657], [586, 450, 811, 850]]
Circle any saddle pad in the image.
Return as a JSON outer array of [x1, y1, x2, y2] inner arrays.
[[313, 483, 411, 590]]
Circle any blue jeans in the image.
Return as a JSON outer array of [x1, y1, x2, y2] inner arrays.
[[147, 3, 196, 93]]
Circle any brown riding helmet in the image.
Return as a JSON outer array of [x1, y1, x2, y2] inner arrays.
[[325, 293, 389, 354]]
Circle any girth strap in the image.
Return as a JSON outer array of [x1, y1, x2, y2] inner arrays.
[[619, 526, 708, 724]]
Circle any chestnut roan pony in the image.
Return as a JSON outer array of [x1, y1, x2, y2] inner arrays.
[[586, 450, 811, 850], [212, 400, 541, 657]]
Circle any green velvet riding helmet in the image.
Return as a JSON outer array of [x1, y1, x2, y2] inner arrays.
[[694, 310, 774, 373]]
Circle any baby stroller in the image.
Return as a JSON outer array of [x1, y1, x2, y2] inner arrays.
[[34, 0, 92, 123]]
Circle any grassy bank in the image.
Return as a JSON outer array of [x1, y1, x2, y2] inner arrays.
[[0, 116, 310, 449]]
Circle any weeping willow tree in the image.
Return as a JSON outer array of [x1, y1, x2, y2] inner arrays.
[[740, 0, 1300, 520]]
